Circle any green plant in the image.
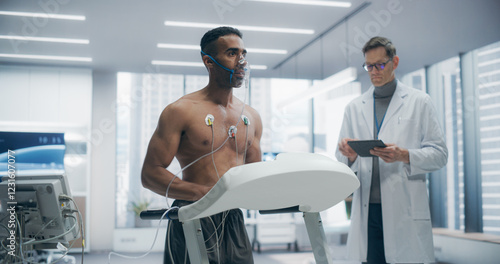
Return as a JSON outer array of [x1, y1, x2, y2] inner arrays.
[[130, 199, 150, 216]]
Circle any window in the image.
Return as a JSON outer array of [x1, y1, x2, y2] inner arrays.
[[430, 57, 464, 230], [476, 41, 500, 235], [401, 68, 426, 92], [251, 78, 312, 153], [403, 59, 465, 230], [312, 82, 361, 158], [115, 72, 184, 228], [404, 40, 500, 235]]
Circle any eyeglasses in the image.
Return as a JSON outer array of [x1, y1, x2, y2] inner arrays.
[[362, 58, 392, 72]]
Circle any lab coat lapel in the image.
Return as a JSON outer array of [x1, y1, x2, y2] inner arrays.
[[379, 82, 407, 134], [361, 87, 375, 137]]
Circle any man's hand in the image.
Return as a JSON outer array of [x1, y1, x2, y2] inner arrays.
[[370, 143, 409, 163], [338, 138, 358, 163]]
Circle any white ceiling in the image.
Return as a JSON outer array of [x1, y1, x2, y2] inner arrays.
[[1, 0, 500, 85]]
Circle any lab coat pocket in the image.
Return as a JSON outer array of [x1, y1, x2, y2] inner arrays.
[[408, 179, 431, 220], [394, 118, 418, 144]]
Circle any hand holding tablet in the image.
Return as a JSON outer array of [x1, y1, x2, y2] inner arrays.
[[347, 140, 387, 157]]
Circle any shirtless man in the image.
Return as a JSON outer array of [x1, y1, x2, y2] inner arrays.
[[141, 27, 262, 264]]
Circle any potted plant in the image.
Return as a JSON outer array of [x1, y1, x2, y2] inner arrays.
[[130, 199, 151, 228]]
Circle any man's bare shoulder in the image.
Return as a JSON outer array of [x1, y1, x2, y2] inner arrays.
[[244, 103, 259, 116], [155, 93, 204, 134], [161, 91, 205, 116], [240, 100, 261, 122]]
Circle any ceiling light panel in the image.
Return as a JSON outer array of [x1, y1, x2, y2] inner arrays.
[[245, 0, 351, 8], [152, 60, 204, 67], [165, 21, 314, 34], [0, 11, 85, 21], [157, 43, 287, 54], [0, 53, 92, 62], [0, 8, 89, 66], [157, 43, 199, 50], [152, 60, 268, 70], [247, 48, 287, 55], [0, 35, 89, 44]]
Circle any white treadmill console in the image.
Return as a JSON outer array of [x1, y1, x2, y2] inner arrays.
[[178, 152, 359, 222]]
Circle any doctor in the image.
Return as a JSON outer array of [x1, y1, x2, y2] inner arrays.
[[336, 36, 447, 264]]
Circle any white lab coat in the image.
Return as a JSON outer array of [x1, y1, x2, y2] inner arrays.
[[335, 81, 448, 263]]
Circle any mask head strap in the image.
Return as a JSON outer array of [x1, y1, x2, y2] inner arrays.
[[201, 50, 234, 84]]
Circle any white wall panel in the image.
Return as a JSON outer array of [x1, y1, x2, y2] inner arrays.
[[0, 67, 31, 121], [28, 68, 60, 123], [59, 69, 93, 125]]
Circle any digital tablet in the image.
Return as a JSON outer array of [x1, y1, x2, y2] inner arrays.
[[347, 140, 386, 157]]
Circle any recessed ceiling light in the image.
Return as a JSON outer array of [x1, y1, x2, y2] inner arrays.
[[0, 35, 89, 44], [164, 21, 314, 35], [152, 60, 267, 70], [157, 44, 199, 50], [245, 64, 268, 70], [157, 43, 287, 55], [152, 60, 204, 67], [247, 48, 287, 55], [0, 11, 85, 21], [246, 0, 351, 8], [0, 54, 92, 62]]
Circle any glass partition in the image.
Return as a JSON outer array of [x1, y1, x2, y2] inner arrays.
[[476, 41, 500, 235]]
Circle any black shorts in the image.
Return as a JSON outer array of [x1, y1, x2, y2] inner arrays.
[[163, 200, 254, 264]]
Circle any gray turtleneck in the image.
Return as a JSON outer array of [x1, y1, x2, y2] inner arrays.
[[370, 78, 397, 204]]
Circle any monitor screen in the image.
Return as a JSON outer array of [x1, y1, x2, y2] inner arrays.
[[0, 131, 65, 176], [262, 152, 280, 162]]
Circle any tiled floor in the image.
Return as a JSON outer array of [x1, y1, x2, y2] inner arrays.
[[65, 245, 359, 264]]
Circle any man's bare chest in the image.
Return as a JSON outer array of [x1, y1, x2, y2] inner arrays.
[[179, 110, 254, 156]]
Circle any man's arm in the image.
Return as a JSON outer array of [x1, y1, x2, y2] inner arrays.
[[405, 96, 448, 174], [141, 103, 210, 201], [244, 108, 263, 163]]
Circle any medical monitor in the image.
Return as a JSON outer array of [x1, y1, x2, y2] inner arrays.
[[0, 174, 79, 249], [0, 131, 78, 250]]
